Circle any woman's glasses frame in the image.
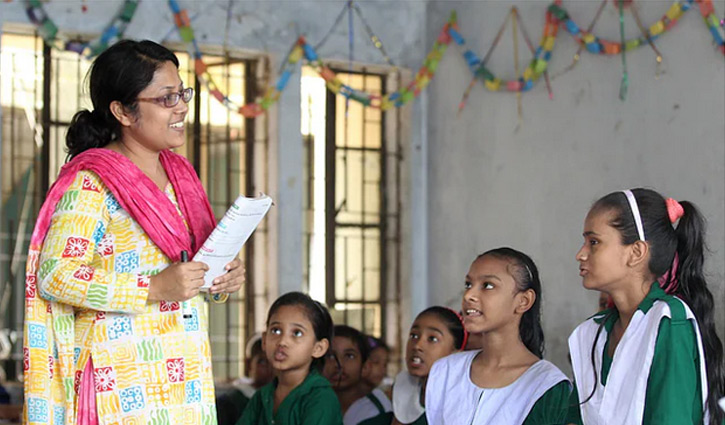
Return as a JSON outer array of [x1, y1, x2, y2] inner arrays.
[[137, 87, 194, 108]]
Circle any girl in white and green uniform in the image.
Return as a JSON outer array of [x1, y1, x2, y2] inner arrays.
[[568, 189, 725, 425], [426, 248, 571, 425], [360, 306, 468, 425]]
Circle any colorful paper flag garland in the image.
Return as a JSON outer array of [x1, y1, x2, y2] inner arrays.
[[24, 0, 139, 58], [302, 12, 457, 110], [453, 6, 551, 100], [168, 0, 303, 118], [551, 0, 724, 57], [170, 0, 725, 112], [26, 0, 725, 116], [458, 0, 724, 99], [169, 0, 455, 115]]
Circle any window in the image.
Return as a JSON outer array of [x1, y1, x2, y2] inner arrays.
[[175, 50, 271, 380], [0, 33, 45, 383], [301, 65, 403, 347], [0, 32, 269, 381]]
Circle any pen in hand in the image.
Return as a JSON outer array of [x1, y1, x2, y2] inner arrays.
[[180, 250, 192, 320]]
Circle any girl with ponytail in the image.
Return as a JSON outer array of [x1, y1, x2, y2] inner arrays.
[[425, 248, 571, 425], [568, 189, 724, 425]]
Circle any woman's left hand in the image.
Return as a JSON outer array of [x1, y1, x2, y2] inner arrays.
[[209, 258, 245, 295]]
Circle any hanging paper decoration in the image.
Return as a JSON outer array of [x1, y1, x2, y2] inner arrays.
[[349, 1, 396, 67], [458, 12, 511, 112], [552, 0, 607, 79], [551, 0, 723, 57], [24, 0, 139, 58], [457, 6, 554, 116], [304, 12, 458, 110], [617, 0, 630, 100], [169, 0, 723, 112], [461, 0, 723, 100], [168, 0, 303, 117], [27, 0, 724, 115], [451, 9, 553, 96], [512, 7, 524, 122], [314, 0, 396, 67], [312, 0, 398, 117], [169, 0, 455, 114], [700, 4, 725, 55]]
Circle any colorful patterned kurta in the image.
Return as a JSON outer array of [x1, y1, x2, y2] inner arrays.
[[24, 171, 216, 425]]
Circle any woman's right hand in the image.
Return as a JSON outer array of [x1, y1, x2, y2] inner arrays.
[[147, 261, 209, 302]]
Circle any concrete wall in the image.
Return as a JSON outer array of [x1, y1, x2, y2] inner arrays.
[[425, 0, 725, 371]]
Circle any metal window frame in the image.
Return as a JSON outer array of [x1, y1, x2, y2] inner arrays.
[[324, 67, 388, 339], [183, 54, 264, 380]]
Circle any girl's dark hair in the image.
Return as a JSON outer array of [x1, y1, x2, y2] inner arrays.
[[589, 189, 724, 424], [66, 40, 179, 159], [248, 338, 263, 359], [333, 325, 370, 363], [267, 292, 334, 370], [416, 306, 467, 350], [478, 247, 545, 358], [366, 336, 389, 353]]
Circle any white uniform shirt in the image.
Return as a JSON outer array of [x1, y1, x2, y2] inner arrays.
[[343, 388, 393, 425], [425, 350, 568, 425], [392, 370, 426, 424]]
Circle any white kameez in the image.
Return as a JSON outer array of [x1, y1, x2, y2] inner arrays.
[[425, 350, 568, 425]]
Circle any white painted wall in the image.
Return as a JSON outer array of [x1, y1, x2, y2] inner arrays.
[[425, 0, 725, 371]]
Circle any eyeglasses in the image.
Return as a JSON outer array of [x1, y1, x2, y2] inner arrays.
[[137, 87, 194, 108]]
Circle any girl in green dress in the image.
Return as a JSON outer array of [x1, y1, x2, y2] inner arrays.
[[236, 292, 343, 425]]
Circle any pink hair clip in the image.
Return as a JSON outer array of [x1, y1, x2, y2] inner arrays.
[[445, 307, 469, 350], [665, 198, 684, 223]]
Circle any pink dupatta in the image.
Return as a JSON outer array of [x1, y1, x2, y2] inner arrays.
[[29, 148, 215, 262], [23, 148, 215, 425]]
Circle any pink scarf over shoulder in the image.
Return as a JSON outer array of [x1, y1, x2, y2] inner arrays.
[[29, 148, 215, 260]]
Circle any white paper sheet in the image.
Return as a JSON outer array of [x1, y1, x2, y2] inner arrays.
[[194, 194, 273, 288]]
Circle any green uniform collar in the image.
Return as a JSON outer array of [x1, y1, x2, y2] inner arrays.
[[593, 283, 668, 331], [258, 370, 332, 420]]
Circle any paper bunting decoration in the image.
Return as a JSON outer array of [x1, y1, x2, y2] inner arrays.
[[168, 0, 304, 117], [551, 0, 723, 56], [24, 0, 725, 115], [455, 6, 551, 107], [456, 6, 550, 120], [303, 12, 457, 110], [455, 0, 723, 102], [169, 0, 456, 115], [24, 0, 139, 58]]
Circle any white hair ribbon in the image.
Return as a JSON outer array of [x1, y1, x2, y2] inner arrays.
[[622, 190, 645, 241]]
